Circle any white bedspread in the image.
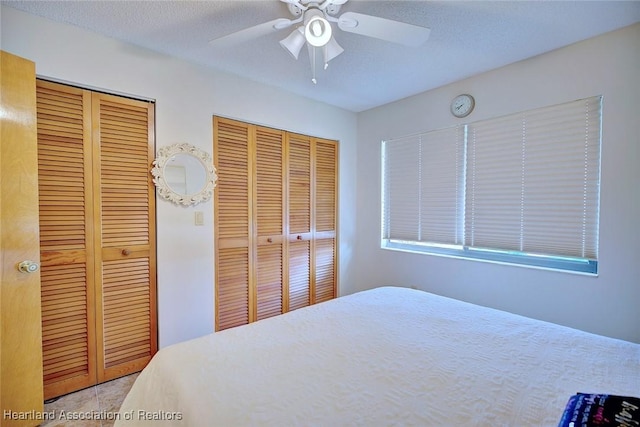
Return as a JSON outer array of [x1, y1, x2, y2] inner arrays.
[[115, 286, 639, 426]]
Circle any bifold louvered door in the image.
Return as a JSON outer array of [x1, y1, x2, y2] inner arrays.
[[287, 133, 312, 311], [94, 92, 157, 383], [36, 80, 156, 399], [313, 139, 338, 303], [214, 119, 251, 329], [288, 134, 338, 306], [214, 117, 337, 331], [255, 126, 287, 320]]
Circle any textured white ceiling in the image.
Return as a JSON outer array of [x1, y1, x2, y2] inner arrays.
[[4, 0, 640, 112]]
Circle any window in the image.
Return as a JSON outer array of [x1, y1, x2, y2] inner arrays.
[[381, 96, 602, 274]]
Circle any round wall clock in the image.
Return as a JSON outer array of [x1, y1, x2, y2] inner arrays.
[[450, 94, 475, 118]]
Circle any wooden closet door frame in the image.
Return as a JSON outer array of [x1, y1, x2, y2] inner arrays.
[[309, 137, 317, 304], [247, 124, 257, 323], [282, 135, 291, 313]]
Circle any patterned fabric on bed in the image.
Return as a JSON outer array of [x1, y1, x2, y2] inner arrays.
[[116, 286, 640, 426]]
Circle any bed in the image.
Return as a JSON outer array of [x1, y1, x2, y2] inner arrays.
[[115, 286, 639, 426]]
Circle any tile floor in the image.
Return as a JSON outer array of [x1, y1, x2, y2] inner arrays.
[[41, 373, 138, 427]]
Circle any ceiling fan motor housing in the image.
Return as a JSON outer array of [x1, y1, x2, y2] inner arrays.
[[288, 1, 342, 18], [287, 3, 303, 17]]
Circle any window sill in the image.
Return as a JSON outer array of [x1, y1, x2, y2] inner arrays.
[[381, 240, 598, 276]]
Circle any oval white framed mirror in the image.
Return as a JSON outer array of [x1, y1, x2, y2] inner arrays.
[[151, 143, 217, 206]]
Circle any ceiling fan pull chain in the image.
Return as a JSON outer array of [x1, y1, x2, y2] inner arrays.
[[311, 47, 317, 84]]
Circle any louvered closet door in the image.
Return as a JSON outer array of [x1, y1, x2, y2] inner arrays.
[[287, 133, 312, 310], [314, 139, 338, 303], [214, 117, 252, 330], [93, 93, 157, 382], [255, 127, 286, 320], [214, 118, 337, 329], [37, 81, 156, 398], [36, 81, 97, 399]]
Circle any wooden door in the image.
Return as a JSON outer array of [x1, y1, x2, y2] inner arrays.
[[287, 133, 312, 310], [214, 117, 337, 330], [36, 80, 97, 399], [254, 126, 286, 320], [288, 135, 338, 306], [0, 51, 44, 427], [36, 81, 156, 398], [93, 92, 157, 383], [313, 139, 338, 303], [214, 118, 288, 329], [214, 117, 252, 330]]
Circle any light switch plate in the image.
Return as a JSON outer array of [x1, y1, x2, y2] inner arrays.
[[194, 211, 204, 226]]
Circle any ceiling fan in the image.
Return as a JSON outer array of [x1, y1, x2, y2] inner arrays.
[[209, 0, 431, 84]]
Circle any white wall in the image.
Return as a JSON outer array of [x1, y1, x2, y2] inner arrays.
[[356, 23, 640, 343], [1, 6, 358, 348], [3, 6, 638, 346]]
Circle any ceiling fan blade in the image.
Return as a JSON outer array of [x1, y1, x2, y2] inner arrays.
[[338, 12, 430, 47], [209, 18, 293, 48]]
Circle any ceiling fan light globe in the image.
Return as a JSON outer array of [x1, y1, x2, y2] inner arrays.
[[324, 36, 344, 63], [305, 15, 332, 47], [279, 27, 306, 60]]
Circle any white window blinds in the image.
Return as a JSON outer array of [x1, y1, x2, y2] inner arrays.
[[382, 126, 465, 246], [381, 96, 602, 274], [466, 97, 602, 260]]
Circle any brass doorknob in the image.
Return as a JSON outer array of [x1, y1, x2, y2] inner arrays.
[[18, 260, 39, 274]]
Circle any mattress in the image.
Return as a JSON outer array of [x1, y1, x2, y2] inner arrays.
[[115, 286, 639, 426]]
